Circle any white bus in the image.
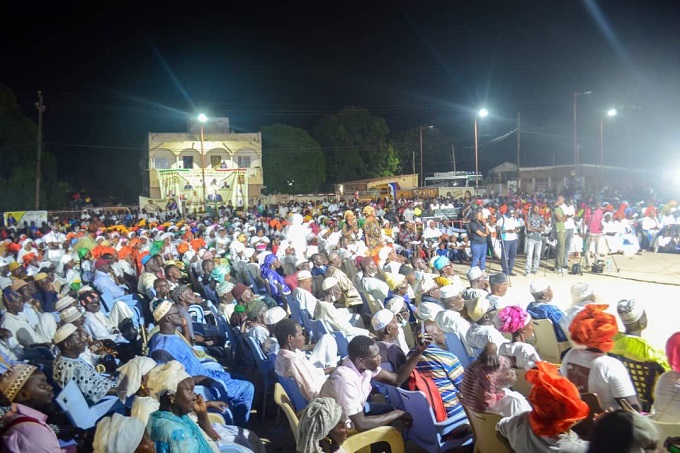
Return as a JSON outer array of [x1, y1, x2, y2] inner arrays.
[[424, 171, 482, 188]]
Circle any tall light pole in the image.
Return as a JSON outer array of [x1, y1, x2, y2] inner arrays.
[[197, 113, 208, 211], [573, 90, 592, 180], [419, 125, 433, 187], [474, 108, 488, 191], [600, 108, 617, 165]]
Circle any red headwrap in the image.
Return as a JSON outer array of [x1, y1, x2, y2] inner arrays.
[[526, 362, 589, 437], [666, 332, 680, 372], [569, 304, 618, 352]]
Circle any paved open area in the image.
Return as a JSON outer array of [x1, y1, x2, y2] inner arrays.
[[255, 252, 680, 452]]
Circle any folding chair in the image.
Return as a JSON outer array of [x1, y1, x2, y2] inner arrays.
[[608, 353, 665, 413], [532, 318, 570, 364], [572, 392, 604, 440], [342, 426, 405, 453], [444, 333, 475, 368], [246, 336, 276, 421]]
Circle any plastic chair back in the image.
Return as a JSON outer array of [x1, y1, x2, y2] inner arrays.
[[572, 392, 604, 440], [532, 318, 569, 364], [512, 368, 533, 398], [397, 388, 471, 452], [444, 333, 475, 368], [342, 426, 405, 453], [55, 380, 120, 430], [609, 353, 664, 413], [286, 292, 304, 325], [647, 416, 680, 447], [276, 374, 309, 412], [462, 406, 512, 453], [273, 382, 301, 444]]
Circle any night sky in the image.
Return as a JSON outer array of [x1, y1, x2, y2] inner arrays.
[[2, 1, 679, 201]]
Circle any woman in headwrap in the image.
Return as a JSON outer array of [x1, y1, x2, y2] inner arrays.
[[497, 362, 589, 452], [497, 305, 542, 370], [362, 205, 382, 252], [260, 253, 290, 306], [93, 413, 154, 453], [145, 361, 262, 453], [652, 331, 680, 422], [561, 304, 641, 411], [296, 397, 349, 453], [588, 409, 659, 453]]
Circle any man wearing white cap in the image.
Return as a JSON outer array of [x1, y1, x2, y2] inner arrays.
[[435, 308, 472, 355], [53, 323, 117, 404], [372, 309, 406, 371], [526, 280, 568, 342], [326, 252, 362, 307], [359, 257, 389, 305], [611, 299, 669, 371], [465, 266, 489, 291], [465, 297, 509, 356], [419, 277, 442, 307]]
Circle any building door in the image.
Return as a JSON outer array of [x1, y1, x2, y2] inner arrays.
[[182, 156, 194, 169]]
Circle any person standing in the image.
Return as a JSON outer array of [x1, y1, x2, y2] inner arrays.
[[524, 204, 545, 276], [562, 198, 576, 269], [553, 195, 567, 272], [499, 208, 519, 276], [469, 210, 490, 271]]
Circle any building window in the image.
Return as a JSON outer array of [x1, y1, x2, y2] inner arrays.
[[153, 157, 170, 169], [182, 156, 194, 169], [237, 156, 251, 168]]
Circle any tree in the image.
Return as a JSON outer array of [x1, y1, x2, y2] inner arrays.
[[0, 84, 68, 210], [312, 107, 400, 185], [261, 124, 326, 194]]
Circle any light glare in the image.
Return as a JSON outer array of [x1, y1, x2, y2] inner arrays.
[[197, 113, 208, 123], [478, 108, 489, 118]]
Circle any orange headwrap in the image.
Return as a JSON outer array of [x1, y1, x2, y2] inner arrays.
[[22, 253, 36, 266], [177, 242, 189, 255], [118, 246, 133, 260], [569, 304, 618, 352], [526, 362, 589, 437]]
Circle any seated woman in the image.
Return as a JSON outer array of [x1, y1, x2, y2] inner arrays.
[[588, 409, 659, 453], [497, 362, 589, 452], [296, 397, 350, 453], [0, 364, 68, 452], [93, 413, 154, 453], [496, 305, 542, 370], [652, 331, 680, 422]]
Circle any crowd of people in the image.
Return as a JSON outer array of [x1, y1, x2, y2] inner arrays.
[[0, 191, 678, 452]]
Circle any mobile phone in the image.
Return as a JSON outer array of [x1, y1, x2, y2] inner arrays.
[[420, 321, 426, 336]]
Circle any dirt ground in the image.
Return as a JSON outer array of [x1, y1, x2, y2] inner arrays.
[[250, 251, 680, 452]]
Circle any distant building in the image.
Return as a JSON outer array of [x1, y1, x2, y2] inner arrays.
[[488, 162, 518, 184], [146, 117, 262, 210], [518, 164, 649, 193]]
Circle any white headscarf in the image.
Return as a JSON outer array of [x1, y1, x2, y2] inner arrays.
[[116, 356, 157, 400], [145, 361, 191, 401], [93, 413, 145, 453]]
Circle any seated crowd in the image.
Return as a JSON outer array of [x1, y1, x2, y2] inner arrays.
[[0, 198, 677, 453]]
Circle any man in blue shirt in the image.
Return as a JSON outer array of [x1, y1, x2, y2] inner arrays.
[[526, 280, 568, 342]]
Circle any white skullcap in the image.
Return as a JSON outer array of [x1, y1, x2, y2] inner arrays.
[[93, 413, 146, 453], [297, 270, 312, 281], [295, 258, 309, 268], [416, 302, 443, 321], [385, 296, 405, 314], [440, 285, 460, 299], [461, 287, 488, 301], [321, 277, 339, 291], [529, 279, 550, 294], [53, 323, 78, 345], [570, 282, 594, 303], [466, 266, 484, 281], [216, 280, 235, 297], [371, 309, 395, 331], [435, 310, 462, 334], [182, 250, 196, 265], [60, 306, 83, 324], [152, 299, 173, 322], [116, 356, 157, 400], [263, 306, 287, 325], [243, 248, 256, 259], [145, 361, 192, 401], [420, 277, 438, 295], [55, 295, 77, 312]]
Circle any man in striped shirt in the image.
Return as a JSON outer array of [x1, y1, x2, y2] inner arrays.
[[414, 321, 465, 418]]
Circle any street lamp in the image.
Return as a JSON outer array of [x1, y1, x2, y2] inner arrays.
[[419, 125, 433, 187], [600, 108, 617, 165], [573, 90, 592, 179], [474, 109, 488, 191], [198, 113, 208, 210]]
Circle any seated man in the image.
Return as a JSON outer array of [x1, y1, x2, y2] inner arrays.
[[416, 321, 465, 419], [274, 318, 336, 401], [497, 362, 589, 452], [372, 309, 406, 371], [561, 304, 640, 411], [486, 272, 510, 309], [325, 252, 362, 307], [52, 323, 117, 404], [465, 296, 508, 356], [79, 290, 130, 343], [611, 299, 669, 371], [32, 272, 58, 313], [358, 257, 389, 304], [319, 335, 431, 432], [92, 259, 128, 300], [526, 280, 568, 342], [459, 342, 531, 417], [148, 300, 255, 426]]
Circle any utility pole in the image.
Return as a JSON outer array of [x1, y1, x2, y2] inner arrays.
[[516, 111, 521, 168], [35, 91, 45, 210], [451, 144, 457, 173], [412, 150, 416, 175]]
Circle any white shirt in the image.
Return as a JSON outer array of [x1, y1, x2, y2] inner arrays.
[[497, 411, 588, 453], [561, 348, 636, 410], [563, 204, 576, 230], [499, 342, 542, 370], [652, 370, 680, 422], [466, 323, 509, 355], [500, 216, 519, 241]]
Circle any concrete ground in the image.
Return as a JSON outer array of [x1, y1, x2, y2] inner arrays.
[[251, 251, 680, 452]]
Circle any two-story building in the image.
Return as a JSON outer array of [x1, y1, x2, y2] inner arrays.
[[146, 118, 262, 211]]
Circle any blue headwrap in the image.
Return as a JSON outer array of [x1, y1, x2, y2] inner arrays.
[[433, 256, 451, 271]]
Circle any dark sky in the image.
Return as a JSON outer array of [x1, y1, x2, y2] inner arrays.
[[2, 0, 679, 200]]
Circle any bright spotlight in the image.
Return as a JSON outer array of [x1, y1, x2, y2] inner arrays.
[[478, 108, 489, 118], [607, 108, 617, 117], [197, 113, 208, 123]]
